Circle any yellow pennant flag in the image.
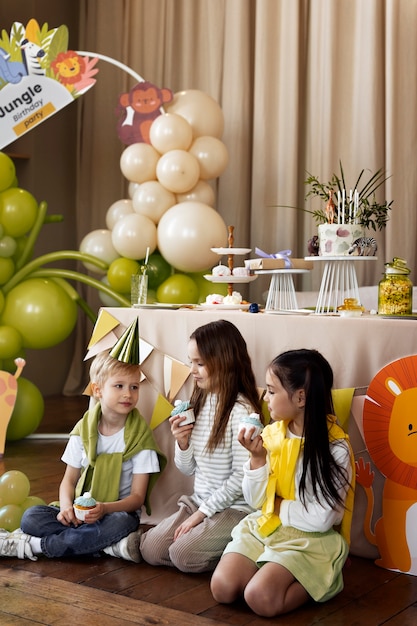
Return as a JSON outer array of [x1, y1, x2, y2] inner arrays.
[[332, 388, 355, 433], [150, 394, 174, 430]]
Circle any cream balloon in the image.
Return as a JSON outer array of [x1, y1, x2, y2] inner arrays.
[[156, 149, 200, 193], [79, 229, 120, 274], [111, 213, 157, 260], [132, 181, 176, 224], [176, 180, 216, 206], [165, 90, 224, 139], [128, 181, 140, 198], [106, 199, 134, 230], [120, 143, 160, 183], [150, 113, 193, 153], [157, 201, 228, 272], [189, 136, 229, 180]]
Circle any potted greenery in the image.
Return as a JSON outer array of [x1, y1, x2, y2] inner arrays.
[[304, 161, 393, 230]]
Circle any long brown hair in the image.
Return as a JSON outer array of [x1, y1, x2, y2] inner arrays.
[[189, 320, 262, 451]]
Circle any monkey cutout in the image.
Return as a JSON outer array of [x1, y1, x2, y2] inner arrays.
[[116, 81, 173, 145]]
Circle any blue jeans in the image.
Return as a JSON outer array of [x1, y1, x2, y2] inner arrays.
[[21, 505, 139, 558]]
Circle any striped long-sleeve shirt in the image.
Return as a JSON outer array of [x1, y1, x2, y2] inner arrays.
[[174, 393, 255, 517]]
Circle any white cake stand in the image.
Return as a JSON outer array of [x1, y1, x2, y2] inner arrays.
[[305, 256, 378, 314]]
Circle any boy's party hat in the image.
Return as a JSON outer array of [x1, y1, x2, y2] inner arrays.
[[109, 318, 140, 365]]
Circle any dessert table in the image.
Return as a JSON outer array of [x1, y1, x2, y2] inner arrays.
[[90, 307, 417, 530]]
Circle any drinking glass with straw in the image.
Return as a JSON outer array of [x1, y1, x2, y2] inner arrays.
[[131, 247, 149, 306]]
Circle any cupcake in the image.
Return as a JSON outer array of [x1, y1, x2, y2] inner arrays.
[[73, 491, 96, 521], [223, 291, 243, 305], [212, 264, 231, 277], [238, 413, 264, 440], [171, 400, 195, 426]]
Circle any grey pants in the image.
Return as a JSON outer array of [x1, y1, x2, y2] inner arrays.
[[140, 495, 247, 573]]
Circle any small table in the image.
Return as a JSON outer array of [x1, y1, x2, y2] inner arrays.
[[305, 256, 378, 314], [254, 269, 311, 311]]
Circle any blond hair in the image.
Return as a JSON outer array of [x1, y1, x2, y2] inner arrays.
[[89, 351, 141, 387]]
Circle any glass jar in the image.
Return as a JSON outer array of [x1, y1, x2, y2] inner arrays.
[[378, 257, 413, 315]]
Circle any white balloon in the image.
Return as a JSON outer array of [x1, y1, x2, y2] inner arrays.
[[165, 90, 224, 138], [157, 201, 228, 272], [189, 136, 229, 180], [132, 181, 176, 224], [176, 180, 216, 206], [120, 143, 160, 183], [128, 182, 140, 198], [106, 199, 134, 230], [111, 213, 157, 260], [150, 113, 193, 153], [156, 149, 200, 193], [79, 229, 120, 274]]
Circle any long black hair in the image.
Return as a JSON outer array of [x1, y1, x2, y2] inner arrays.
[[269, 349, 349, 508]]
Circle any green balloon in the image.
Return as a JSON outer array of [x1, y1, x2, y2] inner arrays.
[[0, 504, 23, 531], [6, 377, 44, 441], [0, 470, 30, 504], [156, 274, 199, 304], [0, 187, 38, 237], [21, 495, 46, 512], [0, 153, 16, 192], [139, 252, 172, 290], [1, 278, 77, 349], [0, 324, 23, 359]]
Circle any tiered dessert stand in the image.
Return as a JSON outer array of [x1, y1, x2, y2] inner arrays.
[[204, 226, 257, 296]]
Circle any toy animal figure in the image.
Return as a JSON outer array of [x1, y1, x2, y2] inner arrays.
[[357, 355, 417, 574], [325, 189, 336, 224], [0, 358, 26, 457], [348, 237, 378, 256]]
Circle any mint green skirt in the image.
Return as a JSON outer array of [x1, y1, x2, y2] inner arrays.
[[223, 511, 349, 602]]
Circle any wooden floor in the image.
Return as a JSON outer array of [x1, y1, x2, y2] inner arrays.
[[1, 395, 417, 625]]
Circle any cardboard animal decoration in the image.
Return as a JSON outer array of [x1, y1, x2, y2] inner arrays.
[[357, 355, 417, 575], [0, 358, 26, 457], [116, 81, 173, 145]]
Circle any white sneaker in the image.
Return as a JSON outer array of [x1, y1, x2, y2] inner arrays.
[[0, 528, 37, 561], [103, 528, 142, 563]]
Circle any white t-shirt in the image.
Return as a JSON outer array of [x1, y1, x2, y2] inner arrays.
[[62, 427, 160, 500]]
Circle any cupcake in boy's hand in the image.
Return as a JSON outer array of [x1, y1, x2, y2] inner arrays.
[[73, 491, 96, 521], [238, 413, 264, 440], [171, 400, 195, 426]]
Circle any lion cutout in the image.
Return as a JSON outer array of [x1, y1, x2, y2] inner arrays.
[[357, 355, 417, 574], [51, 51, 98, 95]]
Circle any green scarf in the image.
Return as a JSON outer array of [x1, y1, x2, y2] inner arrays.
[[257, 416, 355, 545], [70, 403, 167, 515]]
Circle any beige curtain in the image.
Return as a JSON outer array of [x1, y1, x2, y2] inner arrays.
[[67, 0, 417, 390]]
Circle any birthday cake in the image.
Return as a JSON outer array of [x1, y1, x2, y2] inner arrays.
[[318, 224, 364, 256]]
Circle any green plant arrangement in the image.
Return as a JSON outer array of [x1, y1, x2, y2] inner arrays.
[[303, 161, 393, 230]]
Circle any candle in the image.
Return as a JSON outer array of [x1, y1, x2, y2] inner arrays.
[[337, 191, 341, 224], [342, 190, 345, 225], [349, 189, 353, 224]]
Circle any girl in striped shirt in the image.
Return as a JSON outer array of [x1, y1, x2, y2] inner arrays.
[[140, 319, 263, 572]]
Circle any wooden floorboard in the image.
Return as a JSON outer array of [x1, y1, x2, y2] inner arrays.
[[1, 395, 417, 625]]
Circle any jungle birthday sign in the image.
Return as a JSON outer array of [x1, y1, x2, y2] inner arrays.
[[0, 19, 98, 149]]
